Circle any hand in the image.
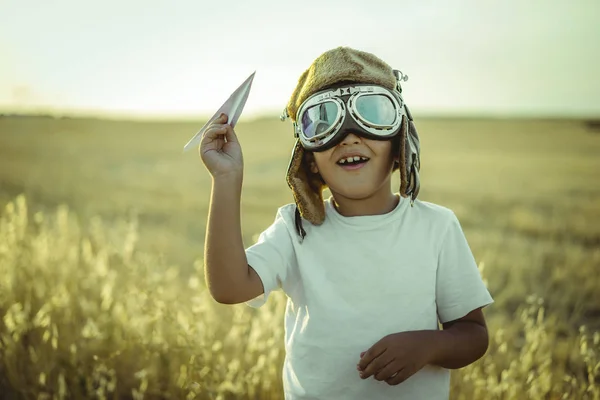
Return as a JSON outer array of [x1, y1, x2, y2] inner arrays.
[[199, 113, 243, 179], [357, 331, 437, 386]]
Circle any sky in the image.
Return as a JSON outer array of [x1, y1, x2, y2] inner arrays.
[[1, 0, 599, 119]]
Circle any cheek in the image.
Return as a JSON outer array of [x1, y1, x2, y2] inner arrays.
[[381, 141, 394, 154], [370, 141, 395, 163], [312, 151, 333, 172]]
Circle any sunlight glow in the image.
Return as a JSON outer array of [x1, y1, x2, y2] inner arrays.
[[1, 0, 598, 118]]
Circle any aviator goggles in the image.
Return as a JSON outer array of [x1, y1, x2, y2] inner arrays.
[[291, 84, 408, 152]]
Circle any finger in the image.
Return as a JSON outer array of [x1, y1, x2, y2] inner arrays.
[[199, 125, 228, 157], [213, 113, 228, 124], [360, 352, 392, 380], [358, 344, 385, 371], [204, 113, 228, 134], [386, 367, 412, 386], [221, 122, 239, 144], [374, 360, 400, 382], [202, 124, 228, 142], [356, 352, 365, 372]]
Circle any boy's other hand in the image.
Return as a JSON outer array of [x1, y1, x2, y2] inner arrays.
[[199, 113, 244, 180], [357, 331, 438, 385]]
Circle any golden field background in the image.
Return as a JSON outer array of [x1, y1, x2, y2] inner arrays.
[[0, 115, 599, 399]]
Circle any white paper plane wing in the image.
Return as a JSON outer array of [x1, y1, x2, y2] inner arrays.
[[183, 71, 256, 152]]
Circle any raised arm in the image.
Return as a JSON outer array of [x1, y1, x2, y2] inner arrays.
[[199, 113, 264, 304]]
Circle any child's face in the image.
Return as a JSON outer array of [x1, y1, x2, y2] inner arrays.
[[310, 132, 396, 200]]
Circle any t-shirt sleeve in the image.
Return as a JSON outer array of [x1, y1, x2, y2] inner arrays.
[[244, 206, 297, 308], [435, 211, 494, 323]]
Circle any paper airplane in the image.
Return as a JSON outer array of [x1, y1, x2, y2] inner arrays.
[[183, 71, 256, 152]]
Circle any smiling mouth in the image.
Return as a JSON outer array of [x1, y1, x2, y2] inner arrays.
[[337, 156, 370, 170], [337, 156, 370, 165]]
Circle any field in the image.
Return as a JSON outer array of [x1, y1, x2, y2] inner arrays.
[[0, 114, 599, 399]]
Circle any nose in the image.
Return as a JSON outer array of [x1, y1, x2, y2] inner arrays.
[[340, 132, 361, 145]]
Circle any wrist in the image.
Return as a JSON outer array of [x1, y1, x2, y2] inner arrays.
[[212, 171, 243, 187], [424, 330, 449, 367]]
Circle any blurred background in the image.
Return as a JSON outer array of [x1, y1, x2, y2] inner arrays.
[[2, 0, 599, 119], [1, 0, 599, 399]]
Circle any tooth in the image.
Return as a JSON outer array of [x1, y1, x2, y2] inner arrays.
[[353, 156, 360, 162], [339, 159, 346, 164]]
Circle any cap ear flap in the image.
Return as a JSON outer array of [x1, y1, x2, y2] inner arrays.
[[411, 166, 420, 200], [286, 141, 327, 227], [407, 119, 421, 167], [398, 116, 409, 197], [398, 113, 422, 200], [405, 119, 421, 200]]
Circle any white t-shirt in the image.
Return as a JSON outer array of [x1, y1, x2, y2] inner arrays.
[[245, 196, 494, 400]]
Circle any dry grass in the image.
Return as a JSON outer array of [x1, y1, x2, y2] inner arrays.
[[0, 115, 599, 399]]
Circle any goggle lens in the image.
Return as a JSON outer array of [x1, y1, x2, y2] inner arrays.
[[300, 101, 338, 139], [355, 94, 396, 126]]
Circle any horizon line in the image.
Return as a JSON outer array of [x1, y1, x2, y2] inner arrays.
[[1, 109, 599, 123]]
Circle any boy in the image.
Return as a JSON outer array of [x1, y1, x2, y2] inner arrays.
[[199, 47, 494, 399]]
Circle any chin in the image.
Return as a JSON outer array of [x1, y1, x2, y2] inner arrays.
[[331, 184, 384, 200]]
